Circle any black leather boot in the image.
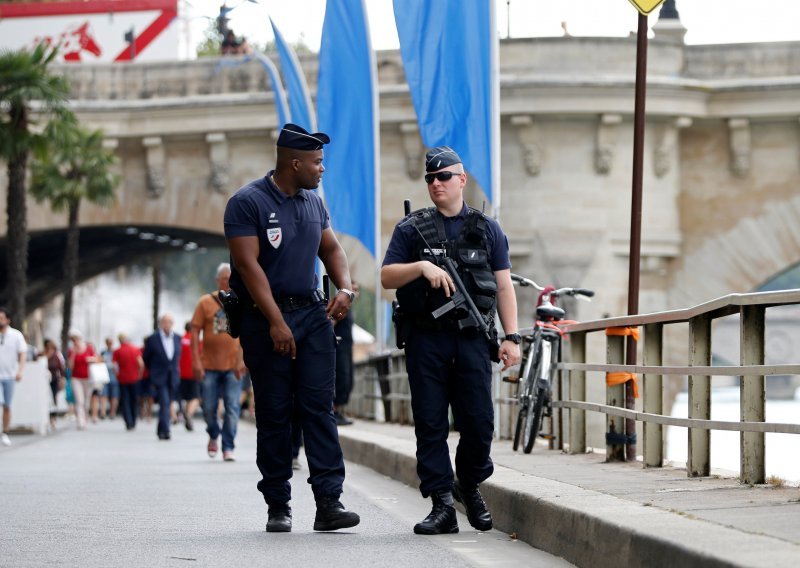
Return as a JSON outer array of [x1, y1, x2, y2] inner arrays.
[[453, 480, 492, 531], [266, 502, 292, 533], [313, 496, 360, 531], [413, 490, 459, 535]]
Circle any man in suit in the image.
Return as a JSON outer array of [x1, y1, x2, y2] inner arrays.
[[143, 313, 182, 440]]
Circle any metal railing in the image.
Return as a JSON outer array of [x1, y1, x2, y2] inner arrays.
[[350, 289, 800, 485], [560, 289, 800, 485]]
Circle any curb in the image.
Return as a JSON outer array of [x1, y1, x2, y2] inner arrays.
[[338, 426, 800, 568]]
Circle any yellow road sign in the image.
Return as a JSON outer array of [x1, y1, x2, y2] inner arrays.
[[627, 0, 666, 15]]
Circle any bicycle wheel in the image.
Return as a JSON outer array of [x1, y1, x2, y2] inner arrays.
[[523, 387, 546, 454], [513, 399, 527, 451]]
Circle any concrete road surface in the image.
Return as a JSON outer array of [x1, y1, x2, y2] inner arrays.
[[0, 417, 570, 568]]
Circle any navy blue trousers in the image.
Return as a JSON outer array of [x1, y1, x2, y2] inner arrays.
[[404, 327, 495, 497], [155, 380, 178, 436], [240, 302, 344, 505]]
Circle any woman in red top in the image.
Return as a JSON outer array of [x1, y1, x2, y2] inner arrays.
[[67, 329, 100, 430]]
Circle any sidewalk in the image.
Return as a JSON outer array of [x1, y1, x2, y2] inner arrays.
[[337, 420, 800, 568]]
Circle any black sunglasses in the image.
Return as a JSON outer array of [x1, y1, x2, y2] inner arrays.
[[424, 171, 462, 184]]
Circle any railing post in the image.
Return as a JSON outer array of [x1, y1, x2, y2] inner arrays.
[[643, 323, 663, 468], [606, 333, 626, 461], [740, 306, 765, 484], [569, 331, 586, 454], [688, 314, 711, 477]]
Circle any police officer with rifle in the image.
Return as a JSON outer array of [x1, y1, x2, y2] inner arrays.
[[381, 146, 521, 535]]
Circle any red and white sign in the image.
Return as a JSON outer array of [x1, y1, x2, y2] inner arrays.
[[0, 0, 178, 63]]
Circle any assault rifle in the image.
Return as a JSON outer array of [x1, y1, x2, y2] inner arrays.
[[401, 199, 500, 361]]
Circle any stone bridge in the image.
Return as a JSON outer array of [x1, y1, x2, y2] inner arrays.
[[2, 33, 800, 320]]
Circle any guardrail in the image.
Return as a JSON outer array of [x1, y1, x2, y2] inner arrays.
[[560, 289, 800, 485], [350, 289, 800, 485]]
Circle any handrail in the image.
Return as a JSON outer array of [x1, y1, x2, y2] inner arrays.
[[562, 288, 800, 334], [557, 288, 800, 485]]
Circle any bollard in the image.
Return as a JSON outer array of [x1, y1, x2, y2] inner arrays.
[[569, 331, 587, 454], [688, 314, 711, 477], [606, 334, 626, 461], [643, 323, 663, 468], [740, 305, 765, 484]]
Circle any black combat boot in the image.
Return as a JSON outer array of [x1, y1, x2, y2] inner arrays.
[[313, 496, 360, 531], [413, 490, 459, 535], [266, 502, 292, 533], [453, 480, 492, 531]]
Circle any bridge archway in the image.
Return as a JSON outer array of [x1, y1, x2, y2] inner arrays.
[[670, 192, 800, 307], [0, 225, 224, 312]]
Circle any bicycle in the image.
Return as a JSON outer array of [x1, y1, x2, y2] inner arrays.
[[508, 274, 594, 454]]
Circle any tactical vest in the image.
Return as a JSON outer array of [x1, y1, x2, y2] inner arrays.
[[395, 206, 497, 327]]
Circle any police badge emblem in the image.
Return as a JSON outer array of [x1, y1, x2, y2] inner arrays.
[[267, 227, 282, 249]]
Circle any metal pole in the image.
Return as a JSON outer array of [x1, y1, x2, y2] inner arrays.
[[625, 12, 649, 462]]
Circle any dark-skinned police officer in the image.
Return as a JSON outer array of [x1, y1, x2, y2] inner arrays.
[[224, 123, 360, 533], [381, 146, 521, 535]]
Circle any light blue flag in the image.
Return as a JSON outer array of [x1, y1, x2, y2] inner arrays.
[[270, 17, 316, 131], [393, 0, 499, 209], [317, 0, 379, 257]]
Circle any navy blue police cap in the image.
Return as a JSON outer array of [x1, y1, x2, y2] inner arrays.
[[277, 123, 330, 151], [425, 146, 462, 172]]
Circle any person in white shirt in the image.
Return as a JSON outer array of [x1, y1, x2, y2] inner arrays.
[[0, 307, 27, 446]]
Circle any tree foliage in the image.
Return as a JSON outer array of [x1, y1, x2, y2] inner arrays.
[[0, 42, 72, 323]]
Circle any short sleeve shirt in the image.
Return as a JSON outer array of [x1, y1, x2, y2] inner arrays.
[[0, 327, 26, 379], [224, 171, 331, 303], [191, 293, 240, 371], [382, 202, 511, 271], [113, 343, 141, 385]]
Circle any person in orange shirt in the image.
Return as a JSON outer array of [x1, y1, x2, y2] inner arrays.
[[191, 263, 245, 461]]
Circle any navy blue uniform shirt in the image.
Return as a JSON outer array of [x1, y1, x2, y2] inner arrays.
[[382, 202, 511, 271], [224, 171, 330, 303]]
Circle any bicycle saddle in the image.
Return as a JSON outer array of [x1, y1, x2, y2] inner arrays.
[[537, 304, 566, 321]]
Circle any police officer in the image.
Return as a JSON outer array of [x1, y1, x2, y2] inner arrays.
[[381, 146, 521, 535], [224, 123, 360, 533]]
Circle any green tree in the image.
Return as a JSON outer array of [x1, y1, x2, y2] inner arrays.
[[0, 43, 71, 324], [30, 121, 119, 351]]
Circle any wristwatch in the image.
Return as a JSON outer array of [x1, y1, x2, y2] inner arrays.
[[504, 333, 522, 345], [338, 288, 356, 302]]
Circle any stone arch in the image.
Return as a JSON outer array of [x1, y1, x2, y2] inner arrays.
[[670, 192, 800, 307]]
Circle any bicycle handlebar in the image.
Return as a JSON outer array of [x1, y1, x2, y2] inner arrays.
[[510, 273, 595, 299]]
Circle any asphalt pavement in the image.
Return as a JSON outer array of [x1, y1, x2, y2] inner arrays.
[[0, 416, 567, 568], [337, 420, 800, 568]]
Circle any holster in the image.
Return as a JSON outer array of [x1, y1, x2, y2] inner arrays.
[[218, 289, 242, 339], [392, 300, 410, 349]]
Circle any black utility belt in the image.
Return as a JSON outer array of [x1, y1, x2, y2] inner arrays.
[[273, 290, 325, 313]]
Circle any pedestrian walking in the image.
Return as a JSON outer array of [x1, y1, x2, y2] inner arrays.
[[142, 314, 181, 440], [100, 337, 120, 420], [191, 263, 244, 461], [224, 123, 360, 533], [179, 322, 200, 432], [381, 146, 521, 534], [42, 339, 66, 431], [66, 329, 100, 430], [113, 333, 144, 430], [0, 307, 26, 446]]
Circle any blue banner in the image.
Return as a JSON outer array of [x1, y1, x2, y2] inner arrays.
[[317, 0, 378, 256], [270, 18, 316, 131], [393, 0, 498, 207]]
